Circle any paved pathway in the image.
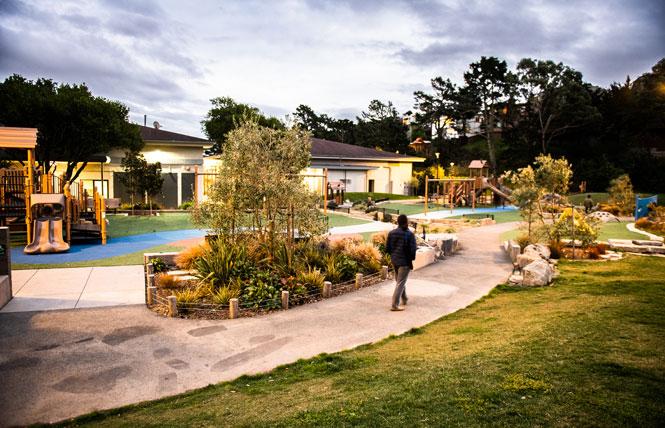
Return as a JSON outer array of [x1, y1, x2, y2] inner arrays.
[[0, 223, 515, 426], [1, 266, 145, 313]]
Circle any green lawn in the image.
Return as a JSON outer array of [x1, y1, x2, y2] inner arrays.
[[568, 192, 664, 206], [500, 221, 646, 243], [345, 192, 416, 203], [107, 213, 195, 238], [326, 213, 370, 228], [12, 244, 185, 270], [378, 202, 446, 216], [61, 256, 665, 427], [448, 210, 522, 224]]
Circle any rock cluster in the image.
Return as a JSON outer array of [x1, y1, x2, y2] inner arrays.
[[504, 242, 559, 286]]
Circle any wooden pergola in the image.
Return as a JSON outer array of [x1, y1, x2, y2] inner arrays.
[[0, 127, 38, 241]]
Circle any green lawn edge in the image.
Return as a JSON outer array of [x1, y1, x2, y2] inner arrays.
[[55, 255, 665, 427]]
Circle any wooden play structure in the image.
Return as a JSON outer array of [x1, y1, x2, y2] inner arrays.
[[0, 127, 107, 253], [423, 159, 512, 216]]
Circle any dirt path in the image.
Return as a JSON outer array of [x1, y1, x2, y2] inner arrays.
[[0, 223, 516, 426]]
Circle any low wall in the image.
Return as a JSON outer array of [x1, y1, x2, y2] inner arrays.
[[0, 227, 12, 309]]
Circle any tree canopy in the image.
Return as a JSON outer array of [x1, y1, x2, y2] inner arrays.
[[201, 96, 285, 154], [0, 74, 143, 183]]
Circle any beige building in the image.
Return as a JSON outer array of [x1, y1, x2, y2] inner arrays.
[[73, 127, 423, 207]]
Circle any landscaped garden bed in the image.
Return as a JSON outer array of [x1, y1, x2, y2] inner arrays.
[[144, 234, 393, 320]]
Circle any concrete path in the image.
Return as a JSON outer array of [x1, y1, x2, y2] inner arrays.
[[0, 223, 515, 426], [1, 266, 144, 313], [328, 220, 394, 235]]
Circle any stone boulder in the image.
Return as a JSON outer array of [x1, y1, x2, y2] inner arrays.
[[522, 259, 553, 286], [524, 243, 551, 259]]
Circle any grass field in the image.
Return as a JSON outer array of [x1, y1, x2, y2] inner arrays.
[[568, 192, 664, 206], [449, 210, 522, 224], [107, 213, 195, 238], [61, 256, 665, 427], [326, 213, 370, 228], [345, 192, 416, 203], [500, 221, 646, 243]]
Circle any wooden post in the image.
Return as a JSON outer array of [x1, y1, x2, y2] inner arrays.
[[424, 176, 428, 217], [194, 165, 199, 207], [323, 281, 332, 298], [147, 286, 157, 305], [281, 290, 289, 309], [381, 265, 389, 280], [100, 190, 107, 245], [25, 149, 34, 244], [229, 298, 239, 319], [323, 168, 328, 215], [167, 296, 177, 317], [355, 273, 363, 290]]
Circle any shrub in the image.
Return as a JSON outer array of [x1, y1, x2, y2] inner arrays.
[[175, 243, 209, 270], [607, 174, 635, 215], [548, 240, 562, 259], [343, 241, 382, 274], [635, 217, 652, 228], [596, 242, 608, 254], [515, 234, 531, 251], [154, 273, 182, 289], [174, 287, 202, 304], [329, 235, 363, 253], [371, 231, 388, 254], [296, 241, 327, 271], [150, 257, 167, 273], [297, 266, 325, 294], [323, 252, 357, 283], [179, 201, 195, 210], [241, 270, 281, 308], [211, 283, 241, 306], [194, 239, 253, 289], [552, 208, 599, 248], [587, 246, 601, 259], [598, 203, 621, 215]]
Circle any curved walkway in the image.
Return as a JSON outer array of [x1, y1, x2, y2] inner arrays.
[[0, 223, 516, 426]]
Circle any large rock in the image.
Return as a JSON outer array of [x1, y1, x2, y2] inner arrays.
[[522, 259, 553, 286], [524, 244, 551, 259]]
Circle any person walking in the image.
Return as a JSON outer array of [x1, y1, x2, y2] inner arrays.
[[386, 214, 417, 311], [584, 194, 594, 213]]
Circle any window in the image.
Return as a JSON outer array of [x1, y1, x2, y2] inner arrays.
[[92, 179, 109, 198], [368, 179, 375, 193]]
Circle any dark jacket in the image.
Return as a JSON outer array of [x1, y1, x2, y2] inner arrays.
[[386, 226, 417, 269]]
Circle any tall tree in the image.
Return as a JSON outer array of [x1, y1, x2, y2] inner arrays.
[[292, 104, 356, 144], [202, 96, 284, 154], [354, 100, 408, 152], [516, 58, 599, 154], [463, 56, 516, 173], [0, 74, 142, 183]]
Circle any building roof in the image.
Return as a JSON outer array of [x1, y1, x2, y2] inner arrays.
[[468, 160, 488, 169], [0, 127, 37, 149], [138, 125, 209, 144], [310, 138, 423, 162]]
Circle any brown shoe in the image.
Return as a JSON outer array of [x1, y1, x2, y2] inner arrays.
[[390, 306, 405, 311]]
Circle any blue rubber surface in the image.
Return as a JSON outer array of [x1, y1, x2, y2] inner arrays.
[[11, 229, 205, 264]]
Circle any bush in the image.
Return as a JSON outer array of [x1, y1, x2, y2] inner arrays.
[[194, 239, 253, 289], [552, 208, 599, 248], [179, 201, 195, 210], [607, 174, 635, 215], [548, 240, 563, 259], [323, 253, 356, 283], [343, 241, 382, 274], [211, 282, 241, 305], [241, 270, 281, 308], [635, 217, 651, 228], [371, 231, 388, 254], [150, 257, 167, 273], [515, 234, 531, 251], [598, 203, 621, 215], [174, 287, 203, 304], [155, 273, 182, 289], [297, 266, 325, 294], [175, 243, 209, 270]]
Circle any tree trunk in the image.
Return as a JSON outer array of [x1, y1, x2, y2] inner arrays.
[[486, 114, 497, 174]]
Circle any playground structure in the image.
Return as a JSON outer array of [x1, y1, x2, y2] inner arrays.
[[0, 127, 107, 254], [423, 160, 512, 216]]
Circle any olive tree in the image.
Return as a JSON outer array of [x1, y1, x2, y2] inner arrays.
[[193, 121, 325, 247]]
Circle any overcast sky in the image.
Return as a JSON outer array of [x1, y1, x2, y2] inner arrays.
[[1, 0, 663, 137]]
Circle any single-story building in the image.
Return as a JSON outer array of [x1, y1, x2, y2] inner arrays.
[[63, 125, 424, 207], [73, 125, 211, 208]]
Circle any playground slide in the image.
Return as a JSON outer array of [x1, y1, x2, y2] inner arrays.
[[483, 180, 512, 201], [24, 217, 70, 254]]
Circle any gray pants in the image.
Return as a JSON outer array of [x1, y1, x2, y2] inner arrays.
[[392, 266, 410, 308]]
